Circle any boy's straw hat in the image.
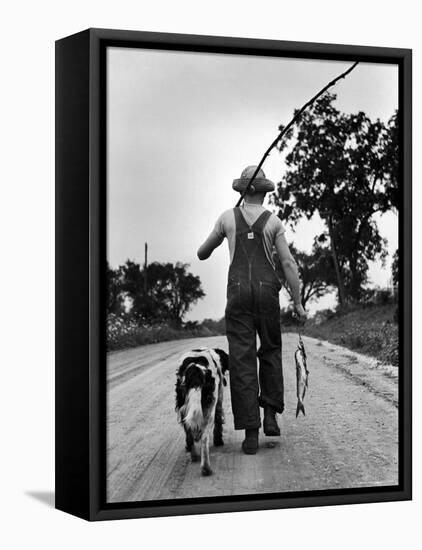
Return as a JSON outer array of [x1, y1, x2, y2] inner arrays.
[[232, 165, 275, 193]]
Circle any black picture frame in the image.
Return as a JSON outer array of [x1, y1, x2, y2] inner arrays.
[[55, 28, 412, 521]]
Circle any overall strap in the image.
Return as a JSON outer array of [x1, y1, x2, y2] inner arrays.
[[233, 207, 251, 234], [251, 210, 272, 234]]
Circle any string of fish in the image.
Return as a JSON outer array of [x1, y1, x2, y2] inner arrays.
[[294, 325, 309, 417]]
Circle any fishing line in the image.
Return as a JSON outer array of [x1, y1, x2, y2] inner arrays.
[[235, 61, 359, 207]]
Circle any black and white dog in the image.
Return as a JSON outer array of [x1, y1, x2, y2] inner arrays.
[[175, 348, 229, 476]]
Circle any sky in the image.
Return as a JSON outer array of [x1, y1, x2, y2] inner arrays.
[[107, 47, 398, 321]]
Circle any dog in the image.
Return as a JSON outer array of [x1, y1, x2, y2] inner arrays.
[[175, 347, 229, 476]]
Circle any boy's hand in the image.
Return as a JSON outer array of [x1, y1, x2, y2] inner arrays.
[[294, 303, 307, 323]]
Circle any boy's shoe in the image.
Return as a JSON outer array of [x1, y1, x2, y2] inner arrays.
[[263, 405, 281, 436], [242, 428, 259, 454]]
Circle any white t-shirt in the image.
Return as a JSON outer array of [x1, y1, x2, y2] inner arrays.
[[214, 204, 286, 267]]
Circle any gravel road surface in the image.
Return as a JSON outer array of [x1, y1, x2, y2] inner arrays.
[[107, 334, 398, 503]]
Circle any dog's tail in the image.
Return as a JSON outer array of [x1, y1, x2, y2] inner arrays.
[[183, 387, 203, 441]]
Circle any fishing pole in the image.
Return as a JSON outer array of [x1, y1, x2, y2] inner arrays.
[[295, 315, 305, 345], [235, 61, 359, 207]]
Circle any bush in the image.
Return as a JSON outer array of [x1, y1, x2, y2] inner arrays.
[[394, 306, 399, 324], [199, 317, 226, 333], [313, 308, 337, 324], [302, 304, 398, 366], [184, 320, 199, 330], [107, 313, 226, 351], [280, 308, 297, 326], [362, 287, 396, 306], [107, 313, 140, 349]]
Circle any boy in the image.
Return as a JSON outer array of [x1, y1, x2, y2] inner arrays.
[[198, 165, 306, 454]]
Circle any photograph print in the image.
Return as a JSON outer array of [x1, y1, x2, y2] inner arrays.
[[106, 45, 401, 504]]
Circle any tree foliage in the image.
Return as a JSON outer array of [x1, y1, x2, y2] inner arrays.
[[380, 111, 399, 211], [274, 242, 335, 307], [272, 93, 398, 302], [107, 260, 205, 326], [107, 262, 124, 315], [391, 249, 399, 286]]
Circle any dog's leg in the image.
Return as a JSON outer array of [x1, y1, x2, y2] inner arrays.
[[184, 423, 200, 461], [190, 440, 200, 462], [201, 406, 215, 476], [213, 387, 224, 447], [190, 438, 200, 462], [200, 430, 212, 476], [184, 425, 194, 452]]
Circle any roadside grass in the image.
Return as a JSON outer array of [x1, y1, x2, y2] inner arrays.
[[107, 313, 225, 351], [284, 303, 399, 366], [108, 304, 399, 366]]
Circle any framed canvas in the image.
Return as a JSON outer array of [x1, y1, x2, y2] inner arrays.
[[55, 28, 412, 521]]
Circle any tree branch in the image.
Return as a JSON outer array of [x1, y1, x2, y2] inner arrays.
[[236, 61, 359, 207]]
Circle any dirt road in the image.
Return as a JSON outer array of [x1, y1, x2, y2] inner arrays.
[[106, 334, 398, 503]]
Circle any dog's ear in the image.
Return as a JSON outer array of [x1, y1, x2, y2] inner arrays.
[[175, 375, 186, 413], [214, 348, 229, 374]]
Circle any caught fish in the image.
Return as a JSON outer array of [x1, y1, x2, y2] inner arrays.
[[295, 335, 309, 417]]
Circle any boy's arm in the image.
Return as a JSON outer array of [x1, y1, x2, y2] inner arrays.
[[274, 232, 307, 321], [197, 229, 224, 260]]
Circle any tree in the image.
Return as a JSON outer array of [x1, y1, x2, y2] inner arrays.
[[119, 260, 205, 326], [106, 262, 124, 315], [380, 111, 399, 211], [272, 93, 397, 304], [274, 242, 335, 308], [156, 262, 205, 326], [321, 216, 387, 301], [391, 249, 399, 286]]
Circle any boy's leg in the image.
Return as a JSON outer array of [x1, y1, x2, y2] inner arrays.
[[256, 312, 284, 414], [225, 312, 261, 430]]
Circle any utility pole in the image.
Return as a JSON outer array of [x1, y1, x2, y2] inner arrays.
[[144, 242, 148, 294]]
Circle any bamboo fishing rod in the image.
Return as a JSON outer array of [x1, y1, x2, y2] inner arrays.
[[235, 61, 359, 207]]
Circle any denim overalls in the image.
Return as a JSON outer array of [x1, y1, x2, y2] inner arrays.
[[225, 207, 284, 430]]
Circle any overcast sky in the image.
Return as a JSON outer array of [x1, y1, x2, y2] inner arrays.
[[107, 47, 398, 321]]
